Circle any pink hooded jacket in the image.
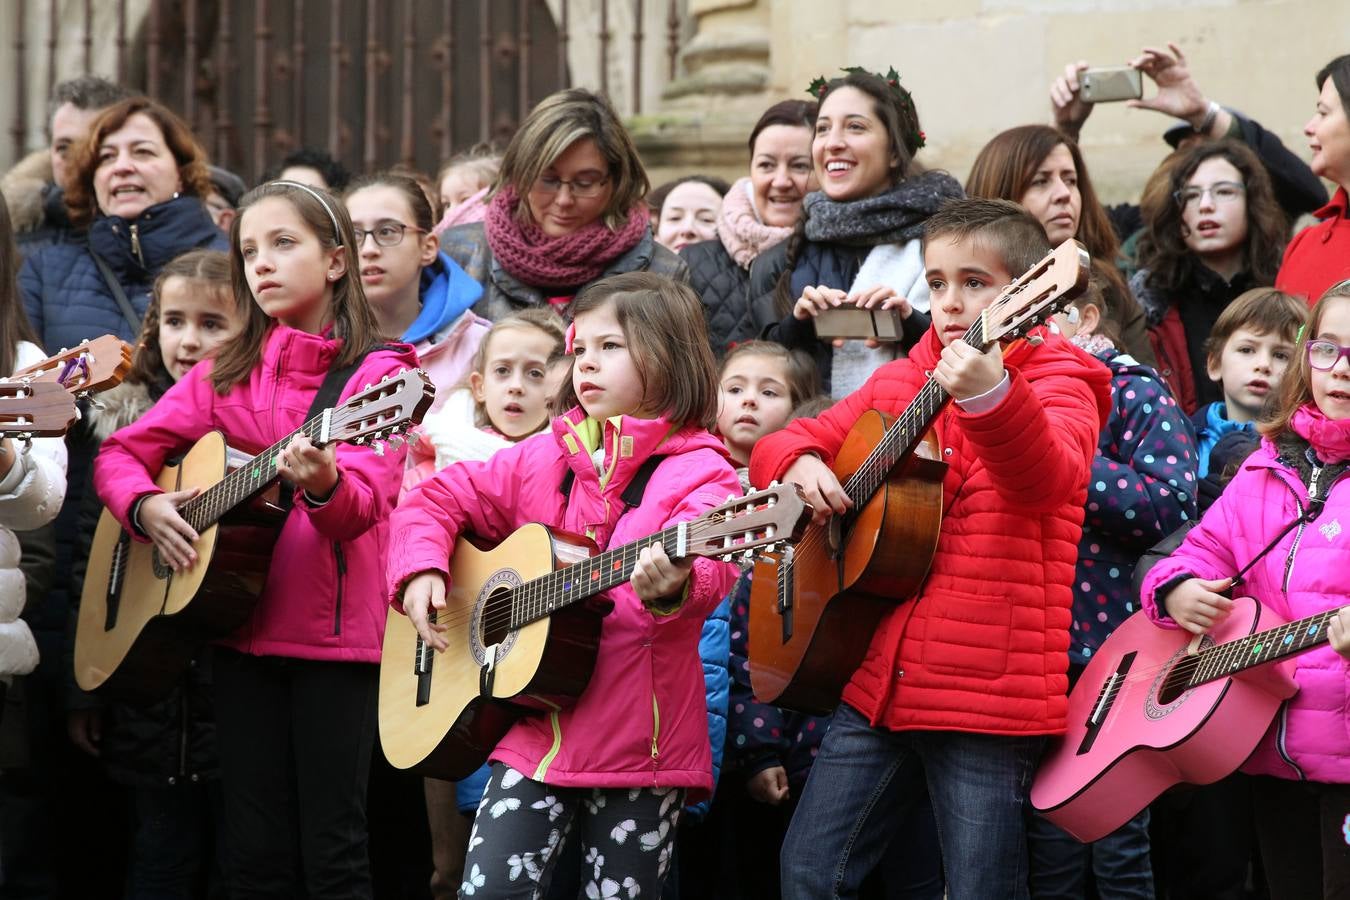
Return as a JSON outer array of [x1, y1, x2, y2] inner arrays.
[[387, 407, 740, 799], [94, 325, 418, 663], [1140, 436, 1350, 783]]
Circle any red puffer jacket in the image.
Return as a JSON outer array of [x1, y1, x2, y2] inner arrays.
[[750, 328, 1111, 734]]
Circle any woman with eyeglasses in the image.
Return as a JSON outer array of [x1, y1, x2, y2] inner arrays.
[[1131, 139, 1288, 414], [1277, 54, 1350, 303], [439, 88, 685, 323]]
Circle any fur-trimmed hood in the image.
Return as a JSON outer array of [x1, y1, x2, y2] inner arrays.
[[86, 380, 157, 442], [0, 150, 54, 234]]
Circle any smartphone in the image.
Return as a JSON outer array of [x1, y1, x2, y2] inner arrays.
[[1080, 66, 1143, 103], [812, 308, 907, 342]]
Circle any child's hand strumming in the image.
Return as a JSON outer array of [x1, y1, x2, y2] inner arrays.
[[402, 571, 450, 651], [1163, 577, 1234, 635]]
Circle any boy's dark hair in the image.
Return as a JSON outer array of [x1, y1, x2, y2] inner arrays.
[[1316, 54, 1350, 121], [128, 249, 236, 387], [921, 198, 1052, 278], [1203, 288, 1307, 371], [46, 75, 131, 130], [557, 272, 719, 429], [264, 147, 351, 192], [720, 340, 820, 407]]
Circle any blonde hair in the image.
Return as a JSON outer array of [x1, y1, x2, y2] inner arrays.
[[466, 308, 566, 430]]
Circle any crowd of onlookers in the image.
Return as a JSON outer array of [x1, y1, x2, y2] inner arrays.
[[0, 35, 1348, 900]]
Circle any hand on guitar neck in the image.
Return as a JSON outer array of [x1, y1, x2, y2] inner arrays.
[[275, 433, 339, 501], [783, 454, 852, 526], [1328, 607, 1350, 658]]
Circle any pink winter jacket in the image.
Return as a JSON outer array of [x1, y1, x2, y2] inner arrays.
[[387, 407, 740, 799], [1140, 436, 1350, 783], [401, 309, 491, 493], [94, 325, 418, 663]]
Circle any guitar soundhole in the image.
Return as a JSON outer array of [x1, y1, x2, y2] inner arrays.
[[1156, 660, 1195, 705], [479, 586, 514, 649]]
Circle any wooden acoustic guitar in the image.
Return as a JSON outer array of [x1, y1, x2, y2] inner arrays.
[[1030, 598, 1343, 842], [75, 369, 435, 703], [0, 381, 78, 438], [0, 334, 134, 439], [748, 240, 1091, 714], [378, 483, 812, 780]]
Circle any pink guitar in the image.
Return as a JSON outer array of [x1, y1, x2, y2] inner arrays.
[[1031, 596, 1343, 842]]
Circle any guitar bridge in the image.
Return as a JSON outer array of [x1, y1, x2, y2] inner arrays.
[[1077, 651, 1136, 755], [776, 547, 794, 644], [413, 613, 434, 707], [104, 531, 131, 631]]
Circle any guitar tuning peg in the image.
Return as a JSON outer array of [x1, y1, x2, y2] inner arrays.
[[387, 435, 405, 449], [372, 442, 386, 456], [355, 436, 367, 445]]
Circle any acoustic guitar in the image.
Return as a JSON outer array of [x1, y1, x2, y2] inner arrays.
[[1030, 598, 1342, 842], [75, 369, 435, 703], [379, 483, 812, 780], [0, 381, 78, 438], [748, 240, 1091, 713], [0, 334, 134, 439]]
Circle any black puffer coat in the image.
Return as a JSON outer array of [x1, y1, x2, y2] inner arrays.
[[680, 239, 757, 354]]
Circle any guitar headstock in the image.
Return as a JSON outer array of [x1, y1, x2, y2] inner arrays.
[[0, 381, 79, 438], [684, 482, 813, 563], [321, 368, 437, 449], [978, 240, 1091, 346], [9, 335, 133, 396]]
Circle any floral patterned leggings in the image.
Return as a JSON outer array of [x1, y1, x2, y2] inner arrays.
[[459, 764, 685, 899]]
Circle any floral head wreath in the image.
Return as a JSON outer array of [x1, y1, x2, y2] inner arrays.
[[807, 66, 926, 152]]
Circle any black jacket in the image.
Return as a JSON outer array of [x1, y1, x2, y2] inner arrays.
[[680, 239, 756, 354]]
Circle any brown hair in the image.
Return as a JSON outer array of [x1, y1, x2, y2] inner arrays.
[[125, 249, 237, 386], [556, 272, 718, 429], [1203, 288, 1307, 372], [965, 125, 1129, 313], [494, 88, 649, 230], [1063, 280, 1121, 346], [1317, 54, 1350, 121], [1260, 282, 1350, 440], [720, 340, 820, 407], [748, 100, 819, 154], [64, 97, 212, 227], [343, 172, 436, 232], [466, 307, 567, 430], [0, 194, 40, 376], [788, 394, 835, 422], [1136, 139, 1287, 295], [210, 181, 383, 393], [921, 197, 1052, 278]]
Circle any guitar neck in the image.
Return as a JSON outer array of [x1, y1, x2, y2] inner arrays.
[[1190, 606, 1344, 686], [842, 317, 992, 504], [177, 414, 332, 533]]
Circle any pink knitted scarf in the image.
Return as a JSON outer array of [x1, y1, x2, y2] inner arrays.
[[717, 177, 795, 270], [1291, 403, 1350, 462], [484, 185, 649, 289]]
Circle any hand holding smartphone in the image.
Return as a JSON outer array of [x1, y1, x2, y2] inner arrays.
[[1080, 66, 1143, 103]]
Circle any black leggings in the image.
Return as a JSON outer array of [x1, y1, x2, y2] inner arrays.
[[213, 649, 378, 899], [1251, 775, 1350, 900]]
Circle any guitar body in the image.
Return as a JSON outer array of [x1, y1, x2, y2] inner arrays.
[[379, 523, 611, 780], [749, 409, 946, 714], [1031, 597, 1299, 842], [75, 431, 281, 703]]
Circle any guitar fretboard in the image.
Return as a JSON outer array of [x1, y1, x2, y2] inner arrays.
[[177, 414, 331, 533], [841, 317, 988, 503], [1190, 607, 1343, 686]]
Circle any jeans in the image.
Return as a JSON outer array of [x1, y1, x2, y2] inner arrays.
[[1026, 807, 1154, 899], [781, 703, 1041, 900]]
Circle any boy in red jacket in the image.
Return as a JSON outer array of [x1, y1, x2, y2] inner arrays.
[[750, 199, 1112, 900]]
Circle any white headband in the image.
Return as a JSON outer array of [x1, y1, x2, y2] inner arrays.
[[271, 180, 343, 245]]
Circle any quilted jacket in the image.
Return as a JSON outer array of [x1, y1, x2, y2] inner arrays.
[[680, 238, 755, 354], [749, 327, 1112, 734], [19, 195, 227, 352], [439, 221, 688, 322]]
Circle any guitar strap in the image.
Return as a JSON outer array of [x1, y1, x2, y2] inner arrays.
[[278, 344, 399, 512], [558, 455, 668, 525]]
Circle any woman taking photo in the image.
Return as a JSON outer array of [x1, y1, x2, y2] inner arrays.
[[749, 69, 964, 396], [966, 124, 1156, 368], [1132, 139, 1287, 413], [682, 99, 816, 353], [1277, 54, 1350, 301], [440, 88, 685, 322]]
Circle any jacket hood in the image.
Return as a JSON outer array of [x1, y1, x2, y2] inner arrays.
[[0, 150, 55, 234], [403, 250, 484, 344], [1191, 400, 1254, 440], [88, 195, 225, 279], [552, 406, 731, 494]]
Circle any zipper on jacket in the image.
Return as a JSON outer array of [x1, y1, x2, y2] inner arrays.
[[532, 702, 564, 781], [332, 542, 347, 635], [130, 223, 144, 267], [651, 693, 661, 765]]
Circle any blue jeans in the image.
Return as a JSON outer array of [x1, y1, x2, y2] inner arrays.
[[781, 703, 1042, 900], [1026, 807, 1154, 899]]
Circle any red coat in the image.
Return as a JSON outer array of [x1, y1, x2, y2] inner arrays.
[[1146, 305, 1199, 415], [749, 328, 1111, 735], [1276, 187, 1350, 304]]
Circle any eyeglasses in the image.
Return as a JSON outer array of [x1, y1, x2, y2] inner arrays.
[[1306, 339, 1350, 371], [353, 222, 425, 247], [1173, 181, 1246, 208], [531, 174, 611, 199]]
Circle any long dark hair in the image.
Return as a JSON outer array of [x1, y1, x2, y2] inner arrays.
[[1135, 139, 1287, 295], [773, 71, 925, 316], [211, 182, 382, 394], [0, 194, 40, 377]]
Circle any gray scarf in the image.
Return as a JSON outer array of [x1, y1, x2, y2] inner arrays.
[[802, 170, 965, 246]]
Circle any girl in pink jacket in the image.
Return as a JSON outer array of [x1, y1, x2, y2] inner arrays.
[[95, 181, 417, 898], [390, 272, 740, 898], [1141, 281, 1350, 899]]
